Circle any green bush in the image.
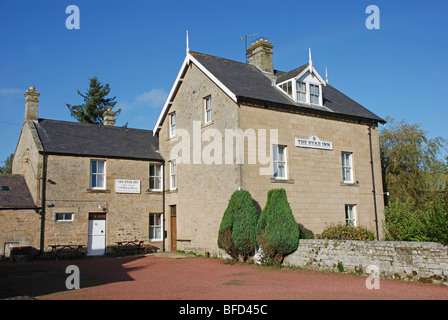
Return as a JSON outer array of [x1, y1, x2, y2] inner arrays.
[[217, 190, 259, 261], [256, 188, 299, 265], [422, 200, 448, 246], [320, 223, 375, 241], [383, 200, 429, 242], [383, 198, 448, 245]]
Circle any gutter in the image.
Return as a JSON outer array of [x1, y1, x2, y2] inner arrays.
[[39, 151, 47, 254], [368, 126, 380, 240], [0, 207, 41, 211], [162, 160, 166, 252], [40, 151, 163, 163], [237, 96, 386, 125]]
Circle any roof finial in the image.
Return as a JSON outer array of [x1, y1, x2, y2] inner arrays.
[[186, 30, 189, 54], [325, 66, 328, 83], [309, 48, 313, 70]]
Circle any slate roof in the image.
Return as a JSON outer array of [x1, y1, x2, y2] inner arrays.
[[190, 51, 385, 124], [33, 119, 163, 161], [0, 175, 36, 209]]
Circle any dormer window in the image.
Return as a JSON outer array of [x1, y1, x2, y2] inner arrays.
[[279, 79, 322, 106], [276, 57, 326, 107], [296, 81, 307, 103], [280, 81, 292, 97], [309, 84, 320, 105]]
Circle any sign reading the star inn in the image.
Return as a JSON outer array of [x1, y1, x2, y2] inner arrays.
[[115, 179, 141, 194], [295, 135, 333, 151]]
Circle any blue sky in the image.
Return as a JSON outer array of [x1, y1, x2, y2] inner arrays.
[[1, 0, 447, 164]]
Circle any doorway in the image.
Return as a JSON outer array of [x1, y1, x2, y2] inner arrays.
[[170, 205, 177, 252], [87, 213, 106, 256]]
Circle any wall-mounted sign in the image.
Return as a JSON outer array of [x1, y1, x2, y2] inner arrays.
[[295, 135, 333, 150], [115, 179, 141, 194]]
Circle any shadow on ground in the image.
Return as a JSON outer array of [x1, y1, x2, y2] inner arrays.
[[0, 255, 151, 299]]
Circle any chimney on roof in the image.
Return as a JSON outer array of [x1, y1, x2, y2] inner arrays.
[[247, 38, 274, 73], [24, 86, 40, 121], [102, 108, 115, 126]]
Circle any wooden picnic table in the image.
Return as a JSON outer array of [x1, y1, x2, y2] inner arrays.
[[49, 244, 84, 259], [115, 240, 145, 254]]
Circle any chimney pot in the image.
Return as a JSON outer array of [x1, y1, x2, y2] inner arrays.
[[247, 38, 274, 73], [24, 86, 40, 121], [102, 108, 115, 126]]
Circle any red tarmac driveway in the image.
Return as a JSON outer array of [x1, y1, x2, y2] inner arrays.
[[0, 252, 446, 301]]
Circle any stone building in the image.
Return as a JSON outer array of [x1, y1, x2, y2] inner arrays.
[[0, 174, 40, 256], [1, 87, 164, 256], [1, 39, 385, 258], [153, 39, 385, 255]]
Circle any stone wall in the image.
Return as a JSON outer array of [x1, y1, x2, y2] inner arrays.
[[283, 239, 448, 285], [0, 209, 40, 256]]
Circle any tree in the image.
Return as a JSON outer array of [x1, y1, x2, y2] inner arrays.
[[383, 197, 448, 245], [67, 76, 121, 124], [256, 188, 299, 265], [0, 153, 14, 174], [217, 190, 259, 261], [380, 117, 447, 207]]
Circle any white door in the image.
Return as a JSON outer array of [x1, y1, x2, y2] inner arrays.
[[88, 219, 106, 256]]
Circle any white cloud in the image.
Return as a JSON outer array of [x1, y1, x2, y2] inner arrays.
[[120, 88, 168, 112], [0, 88, 22, 96], [135, 89, 168, 108]]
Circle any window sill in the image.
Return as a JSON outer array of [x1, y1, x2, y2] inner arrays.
[[86, 188, 111, 193], [340, 181, 359, 187], [201, 121, 214, 129], [271, 178, 294, 184], [166, 135, 177, 141], [166, 189, 178, 194], [146, 189, 163, 194]]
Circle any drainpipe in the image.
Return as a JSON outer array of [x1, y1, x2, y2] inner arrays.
[[39, 151, 47, 254], [368, 126, 380, 240], [162, 160, 166, 252]]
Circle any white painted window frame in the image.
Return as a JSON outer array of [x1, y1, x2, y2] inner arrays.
[[296, 80, 307, 103], [345, 204, 357, 226], [342, 152, 354, 183], [309, 83, 320, 105], [204, 96, 212, 124], [55, 213, 74, 222], [149, 164, 163, 191], [273, 145, 287, 180], [90, 159, 106, 190], [170, 160, 177, 190], [149, 213, 163, 241], [169, 112, 176, 138]]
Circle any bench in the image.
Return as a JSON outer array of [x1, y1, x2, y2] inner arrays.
[[49, 244, 84, 259], [115, 240, 145, 255], [114, 241, 160, 255]]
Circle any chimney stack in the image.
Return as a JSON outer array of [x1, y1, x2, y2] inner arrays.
[[102, 108, 115, 126], [24, 86, 40, 121], [247, 38, 274, 73]]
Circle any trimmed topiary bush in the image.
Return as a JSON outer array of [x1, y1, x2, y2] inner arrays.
[[217, 190, 259, 261], [256, 188, 299, 265]]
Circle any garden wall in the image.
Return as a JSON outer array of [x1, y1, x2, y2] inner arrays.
[[283, 240, 448, 285]]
